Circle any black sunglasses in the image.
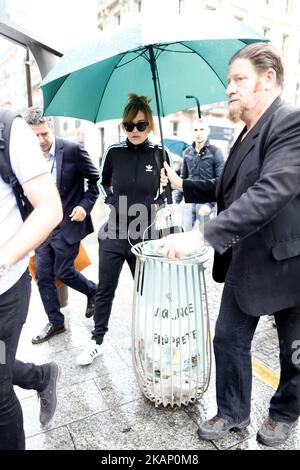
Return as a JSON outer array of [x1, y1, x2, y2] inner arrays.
[[123, 121, 149, 132]]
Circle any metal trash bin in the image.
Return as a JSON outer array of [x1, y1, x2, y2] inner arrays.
[[131, 241, 211, 408]]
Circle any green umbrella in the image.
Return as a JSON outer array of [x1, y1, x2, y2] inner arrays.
[[41, 13, 266, 204], [41, 12, 267, 129]]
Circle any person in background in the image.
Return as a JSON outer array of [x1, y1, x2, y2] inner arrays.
[[159, 43, 300, 447], [0, 108, 62, 450], [175, 118, 224, 230], [24, 107, 100, 344], [76, 94, 171, 366]]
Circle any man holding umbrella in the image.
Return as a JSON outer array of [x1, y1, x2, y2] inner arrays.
[[159, 42, 300, 447]]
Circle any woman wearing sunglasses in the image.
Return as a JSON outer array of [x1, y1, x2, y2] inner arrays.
[[77, 93, 171, 365]]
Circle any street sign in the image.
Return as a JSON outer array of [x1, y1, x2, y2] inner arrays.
[[209, 125, 235, 142]]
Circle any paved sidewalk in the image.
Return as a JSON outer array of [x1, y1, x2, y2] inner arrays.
[[16, 239, 300, 450]]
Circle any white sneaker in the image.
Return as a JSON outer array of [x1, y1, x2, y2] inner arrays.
[[76, 340, 102, 366]]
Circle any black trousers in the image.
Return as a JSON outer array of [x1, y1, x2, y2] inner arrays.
[[35, 235, 97, 326], [0, 271, 31, 450], [214, 266, 300, 423], [0, 271, 51, 450], [13, 360, 50, 393], [92, 238, 136, 344]]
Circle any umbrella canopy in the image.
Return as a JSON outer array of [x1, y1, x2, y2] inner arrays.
[[163, 138, 189, 157], [41, 12, 267, 123]]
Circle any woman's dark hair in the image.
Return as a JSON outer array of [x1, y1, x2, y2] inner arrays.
[[122, 94, 155, 132], [229, 42, 284, 88]]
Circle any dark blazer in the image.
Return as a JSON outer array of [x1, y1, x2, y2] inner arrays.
[[183, 97, 300, 316], [53, 138, 99, 245]]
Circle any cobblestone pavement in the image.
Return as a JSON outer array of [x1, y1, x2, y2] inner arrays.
[[16, 240, 299, 450]]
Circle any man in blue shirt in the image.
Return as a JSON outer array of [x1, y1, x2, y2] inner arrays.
[[24, 107, 99, 344]]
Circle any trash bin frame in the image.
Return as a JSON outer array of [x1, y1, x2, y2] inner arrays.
[[131, 242, 211, 408]]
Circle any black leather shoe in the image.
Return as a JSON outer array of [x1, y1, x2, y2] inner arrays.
[[257, 416, 298, 447], [85, 293, 96, 318], [197, 415, 250, 440], [32, 322, 65, 344]]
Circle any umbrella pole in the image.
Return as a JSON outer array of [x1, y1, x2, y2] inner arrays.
[[149, 46, 172, 204]]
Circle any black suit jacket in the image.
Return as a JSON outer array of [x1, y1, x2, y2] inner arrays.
[[53, 138, 99, 245], [183, 97, 300, 316]]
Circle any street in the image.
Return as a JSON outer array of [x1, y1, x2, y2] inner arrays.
[[16, 238, 300, 450]]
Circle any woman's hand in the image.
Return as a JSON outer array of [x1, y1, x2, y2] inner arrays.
[[199, 205, 212, 217], [160, 162, 183, 191]]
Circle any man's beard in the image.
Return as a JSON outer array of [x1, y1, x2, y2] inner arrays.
[[229, 79, 263, 123], [229, 102, 245, 123]]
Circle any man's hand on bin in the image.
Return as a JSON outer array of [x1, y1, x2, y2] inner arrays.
[[155, 230, 204, 260], [161, 162, 183, 191]]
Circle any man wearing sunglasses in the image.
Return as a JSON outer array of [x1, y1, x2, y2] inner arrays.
[[175, 118, 224, 231]]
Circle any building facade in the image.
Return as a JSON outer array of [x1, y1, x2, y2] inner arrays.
[[94, 0, 300, 155], [96, 0, 300, 105], [1, 0, 300, 159]]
